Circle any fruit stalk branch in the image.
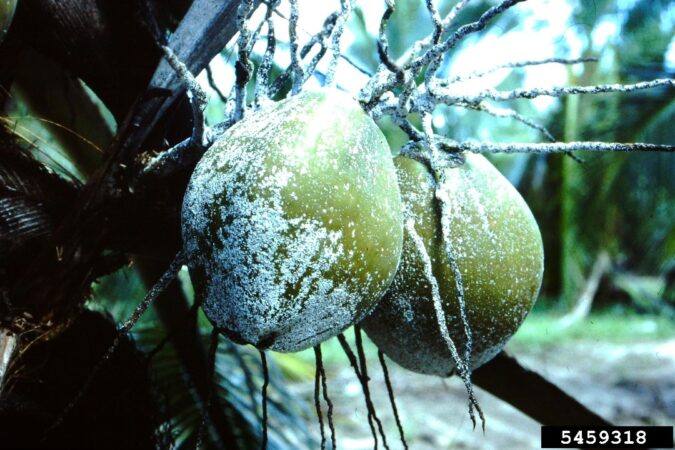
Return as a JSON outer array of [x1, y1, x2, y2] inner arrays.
[[397, 0, 472, 65], [336, 334, 383, 448], [234, 0, 256, 120], [378, 350, 408, 450], [109, 0, 257, 170], [371, 76, 674, 155], [362, 0, 526, 106], [254, 15, 276, 107], [140, 47, 215, 180], [315, 345, 336, 450], [436, 179, 475, 371], [162, 46, 211, 152], [431, 78, 675, 104], [359, 0, 673, 162], [459, 102, 556, 142], [414, 0, 525, 71], [444, 56, 598, 84], [288, 0, 304, 94], [324, 0, 353, 86], [377, 1, 402, 78], [404, 219, 484, 429], [140, 0, 257, 143], [312, 347, 327, 449], [140, 0, 351, 182], [267, 10, 338, 96], [452, 141, 675, 154]]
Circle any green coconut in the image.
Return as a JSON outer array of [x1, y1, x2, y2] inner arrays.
[[182, 89, 404, 352], [361, 153, 544, 376], [0, 0, 17, 44]]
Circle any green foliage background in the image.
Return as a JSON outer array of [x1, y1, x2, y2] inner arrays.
[[12, 0, 672, 447]]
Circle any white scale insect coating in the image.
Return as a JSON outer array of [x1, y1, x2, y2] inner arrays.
[[362, 153, 544, 376], [182, 89, 403, 352]]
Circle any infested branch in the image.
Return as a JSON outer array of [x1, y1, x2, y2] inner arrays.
[[363, 0, 526, 105], [139, 47, 216, 180], [414, 0, 526, 70], [267, 11, 338, 96], [458, 102, 556, 141], [405, 219, 484, 430], [449, 141, 675, 154], [325, 0, 353, 86], [234, 0, 256, 120], [255, 17, 276, 107], [354, 326, 390, 449], [445, 56, 598, 84], [288, 0, 304, 94], [433, 78, 674, 104], [435, 176, 476, 386], [319, 351, 336, 450], [377, 1, 402, 77], [259, 350, 269, 450], [358, 0, 671, 170], [313, 346, 327, 450]]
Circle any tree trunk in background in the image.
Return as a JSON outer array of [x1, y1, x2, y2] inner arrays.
[[560, 251, 611, 327], [474, 352, 612, 427]]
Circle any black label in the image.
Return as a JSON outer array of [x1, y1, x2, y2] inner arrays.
[[541, 426, 673, 448]]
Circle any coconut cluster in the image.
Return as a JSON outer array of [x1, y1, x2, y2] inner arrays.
[[181, 88, 544, 374]]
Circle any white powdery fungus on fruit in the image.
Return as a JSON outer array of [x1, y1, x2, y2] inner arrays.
[[362, 153, 544, 376], [182, 89, 403, 353]]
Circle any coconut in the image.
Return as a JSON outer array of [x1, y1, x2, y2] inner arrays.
[[361, 154, 544, 376], [182, 89, 404, 352]]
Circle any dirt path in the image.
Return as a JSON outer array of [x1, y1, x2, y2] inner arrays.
[[289, 339, 675, 449]]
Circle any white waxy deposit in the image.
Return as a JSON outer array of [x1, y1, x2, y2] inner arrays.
[[182, 89, 404, 352], [361, 154, 544, 376]]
